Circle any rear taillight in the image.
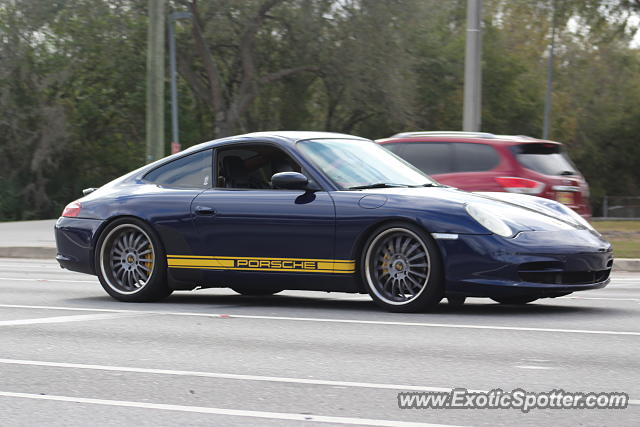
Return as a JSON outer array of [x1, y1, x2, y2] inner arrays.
[[62, 201, 82, 218], [495, 177, 544, 195]]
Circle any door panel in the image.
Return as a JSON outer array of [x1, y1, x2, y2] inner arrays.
[[177, 189, 345, 277]]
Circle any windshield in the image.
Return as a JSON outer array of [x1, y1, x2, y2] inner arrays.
[[511, 143, 578, 176], [297, 139, 436, 189]]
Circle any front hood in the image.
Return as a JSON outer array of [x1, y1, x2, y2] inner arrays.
[[358, 186, 585, 235]]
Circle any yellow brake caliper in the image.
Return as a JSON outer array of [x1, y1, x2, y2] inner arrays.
[[382, 253, 390, 275], [144, 244, 153, 273]]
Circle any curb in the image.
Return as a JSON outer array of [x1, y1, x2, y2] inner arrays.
[[0, 247, 57, 259], [0, 246, 639, 272]]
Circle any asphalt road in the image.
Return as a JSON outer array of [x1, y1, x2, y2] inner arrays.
[[0, 258, 638, 426]]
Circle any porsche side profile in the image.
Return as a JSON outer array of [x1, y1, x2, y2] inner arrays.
[[55, 131, 613, 312]]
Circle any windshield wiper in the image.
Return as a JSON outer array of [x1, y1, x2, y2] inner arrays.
[[347, 183, 409, 190], [410, 183, 438, 188]]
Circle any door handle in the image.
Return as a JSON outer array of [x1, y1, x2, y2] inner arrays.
[[195, 206, 216, 216]]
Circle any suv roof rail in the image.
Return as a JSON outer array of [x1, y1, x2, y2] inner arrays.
[[390, 131, 497, 139]]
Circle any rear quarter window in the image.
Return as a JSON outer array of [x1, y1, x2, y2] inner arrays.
[[144, 149, 213, 188]]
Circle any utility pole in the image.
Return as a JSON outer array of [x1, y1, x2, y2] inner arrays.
[[146, 0, 165, 163], [168, 11, 192, 154], [463, 0, 482, 132], [542, 0, 557, 140]]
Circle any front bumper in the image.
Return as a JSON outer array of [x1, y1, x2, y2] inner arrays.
[[437, 229, 613, 298], [55, 217, 105, 275]]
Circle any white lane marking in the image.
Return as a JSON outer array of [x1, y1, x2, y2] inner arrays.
[[0, 312, 142, 327], [0, 391, 460, 427], [515, 365, 556, 370], [0, 358, 482, 393], [1, 358, 638, 407], [0, 303, 639, 336], [563, 296, 640, 302], [0, 277, 96, 283]]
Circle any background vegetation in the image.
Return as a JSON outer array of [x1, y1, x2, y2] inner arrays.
[[1, 0, 639, 220]]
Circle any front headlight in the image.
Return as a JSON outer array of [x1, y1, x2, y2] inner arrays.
[[465, 203, 513, 237]]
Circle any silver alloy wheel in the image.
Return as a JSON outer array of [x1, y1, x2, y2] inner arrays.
[[364, 227, 431, 305], [100, 224, 155, 295]]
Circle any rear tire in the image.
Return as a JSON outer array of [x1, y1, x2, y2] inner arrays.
[[361, 222, 443, 312], [490, 296, 538, 305], [95, 218, 172, 302]]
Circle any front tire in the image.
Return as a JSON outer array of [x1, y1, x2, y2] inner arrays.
[[490, 296, 538, 305], [231, 287, 283, 296], [95, 218, 172, 302], [361, 222, 443, 312], [448, 296, 466, 306]]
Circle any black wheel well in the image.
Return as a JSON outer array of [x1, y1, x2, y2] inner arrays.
[[351, 218, 432, 293]]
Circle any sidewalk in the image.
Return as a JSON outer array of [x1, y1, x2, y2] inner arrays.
[[0, 219, 56, 259], [0, 219, 638, 271]]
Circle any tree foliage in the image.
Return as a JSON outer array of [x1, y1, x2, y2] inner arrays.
[[0, 0, 639, 219]]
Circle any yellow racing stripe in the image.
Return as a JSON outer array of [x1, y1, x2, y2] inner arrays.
[[167, 255, 355, 274]]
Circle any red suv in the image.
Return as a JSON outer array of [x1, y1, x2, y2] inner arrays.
[[377, 131, 591, 218]]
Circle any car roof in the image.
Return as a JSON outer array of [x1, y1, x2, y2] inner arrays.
[[184, 131, 370, 153], [242, 131, 369, 142], [118, 131, 371, 185], [377, 131, 562, 146]]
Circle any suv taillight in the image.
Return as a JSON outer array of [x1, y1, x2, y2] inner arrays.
[[495, 177, 544, 195], [62, 201, 82, 217]]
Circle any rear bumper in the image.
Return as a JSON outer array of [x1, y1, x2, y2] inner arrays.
[[54, 217, 105, 275], [437, 230, 613, 298]]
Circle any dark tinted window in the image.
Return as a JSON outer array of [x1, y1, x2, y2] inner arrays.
[[383, 143, 404, 155], [390, 143, 453, 175], [144, 149, 212, 188], [453, 143, 499, 172], [511, 143, 577, 176], [216, 145, 302, 189]]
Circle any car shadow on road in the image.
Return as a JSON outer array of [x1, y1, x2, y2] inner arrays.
[[67, 292, 631, 318]]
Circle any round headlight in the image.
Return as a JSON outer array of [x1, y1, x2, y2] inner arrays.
[[465, 203, 513, 237]]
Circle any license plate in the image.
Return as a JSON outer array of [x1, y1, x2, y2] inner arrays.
[[556, 191, 574, 205]]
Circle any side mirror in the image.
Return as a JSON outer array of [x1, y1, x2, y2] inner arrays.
[[271, 172, 309, 190]]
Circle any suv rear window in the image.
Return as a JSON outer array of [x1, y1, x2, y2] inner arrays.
[[383, 142, 499, 175], [511, 143, 576, 176]]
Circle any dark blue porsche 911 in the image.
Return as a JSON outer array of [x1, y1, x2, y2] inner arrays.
[[55, 131, 613, 312]]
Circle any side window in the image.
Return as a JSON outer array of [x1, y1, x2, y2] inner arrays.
[[452, 143, 500, 172], [393, 143, 453, 175], [216, 145, 302, 189], [144, 150, 212, 189]]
